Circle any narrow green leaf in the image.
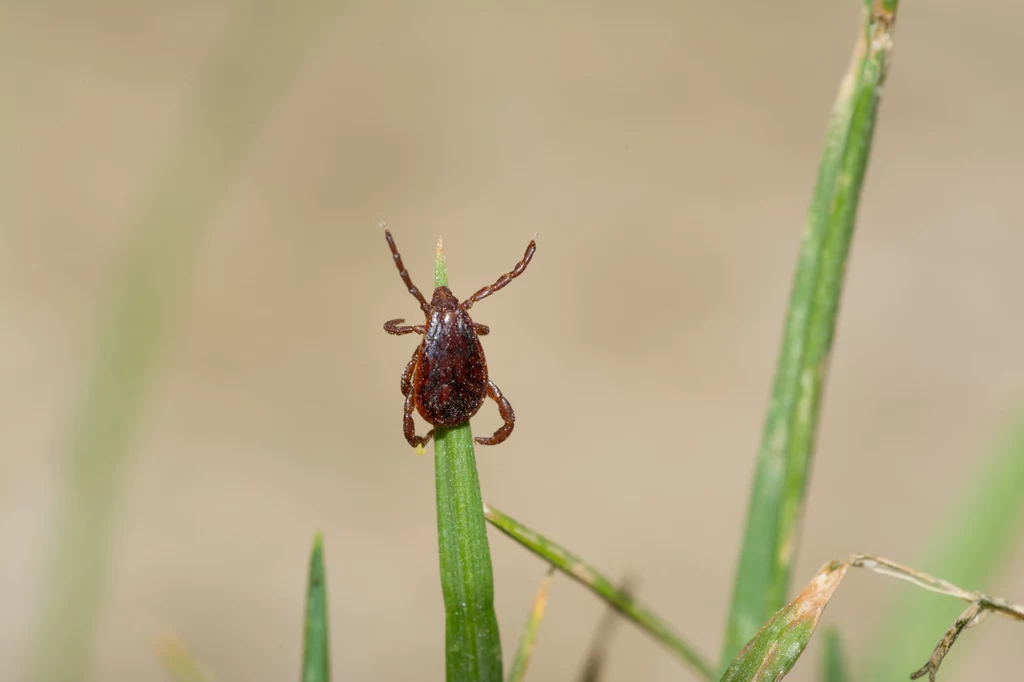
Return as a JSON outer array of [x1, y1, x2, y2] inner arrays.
[[30, 4, 343, 680], [721, 562, 849, 682], [507, 567, 555, 682], [577, 577, 636, 682], [434, 243, 503, 682], [866, 406, 1024, 679], [720, 2, 900, 669], [302, 533, 331, 682], [483, 504, 715, 681], [822, 629, 852, 682]]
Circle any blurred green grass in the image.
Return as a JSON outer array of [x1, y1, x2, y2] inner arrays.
[[29, 3, 343, 680]]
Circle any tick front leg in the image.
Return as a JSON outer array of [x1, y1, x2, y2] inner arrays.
[[384, 318, 425, 336], [474, 323, 490, 336], [462, 237, 537, 311], [475, 379, 515, 446], [403, 391, 434, 448]]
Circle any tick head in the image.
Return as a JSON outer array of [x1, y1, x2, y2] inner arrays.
[[430, 286, 459, 310]]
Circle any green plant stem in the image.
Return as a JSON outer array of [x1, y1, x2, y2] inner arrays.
[[483, 503, 715, 681], [719, 1, 899, 670], [302, 533, 330, 682], [433, 243, 503, 682], [29, 4, 342, 681], [823, 629, 852, 682], [507, 567, 555, 682]]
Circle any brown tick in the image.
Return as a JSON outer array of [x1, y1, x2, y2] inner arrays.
[[383, 229, 536, 449]]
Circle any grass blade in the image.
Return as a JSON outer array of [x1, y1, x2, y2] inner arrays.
[[433, 242, 503, 682], [507, 567, 555, 682], [302, 533, 331, 682], [577, 577, 636, 682], [865, 406, 1024, 679], [483, 503, 715, 680], [30, 4, 343, 681], [721, 562, 849, 682], [720, 1, 900, 669], [822, 629, 852, 682], [153, 634, 214, 682]]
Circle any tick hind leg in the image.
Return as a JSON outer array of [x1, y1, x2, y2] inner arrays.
[[401, 346, 433, 448], [403, 392, 434, 449], [475, 379, 515, 446]]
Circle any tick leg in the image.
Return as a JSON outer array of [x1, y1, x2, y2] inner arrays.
[[462, 237, 537, 310], [474, 379, 515, 446], [403, 391, 434, 448], [474, 323, 490, 336], [384, 318, 425, 335], [385, 228, 430, 314]]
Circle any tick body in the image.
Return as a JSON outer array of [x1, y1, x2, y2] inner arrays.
[[383, 229, 536, 448]]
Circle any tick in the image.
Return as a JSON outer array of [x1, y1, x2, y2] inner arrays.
[[383, 229, 537, 449]]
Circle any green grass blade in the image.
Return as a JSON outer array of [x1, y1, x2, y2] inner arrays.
[[433, 243, 503, 682], [302, 533, 331, 682], [866, 406, 1024, 679], [822, 629, 852, 682], [483, 504, 715, 680], [721, 562, 849, 682], [29, 4, 343, 681], [720, 2, 900, 669], [507, 567, 555, 682]]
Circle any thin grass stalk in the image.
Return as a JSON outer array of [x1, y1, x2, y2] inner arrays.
[[719, 1, 899, 669], [507, 567, 555, 682], [483, 503, 714, 680], [433, 243, 503, 682], [302, 533, 330, 682]]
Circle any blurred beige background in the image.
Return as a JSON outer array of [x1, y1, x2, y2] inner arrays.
[[3, 1, 1023, 681]]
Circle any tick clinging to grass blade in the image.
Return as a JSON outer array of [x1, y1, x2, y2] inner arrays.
[[383, 229, 537, 450]]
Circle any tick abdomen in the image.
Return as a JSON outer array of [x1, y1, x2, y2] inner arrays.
[[415, 302, 489, 426]]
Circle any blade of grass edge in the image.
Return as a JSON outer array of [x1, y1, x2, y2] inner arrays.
[[721, 562, 849, 682], [434, 242, 503, 682], [822, 629, 852, 682], [483, 503, 715, 681], [865, 405, 1024, 679], [303, 533, 330, 682], [507, 567, 555, 682], [719, 1, 899, 671], [29, 4, 344, 681]]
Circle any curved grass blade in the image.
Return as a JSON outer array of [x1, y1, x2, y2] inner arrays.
[[721, 562, 849, 682], [822, 629, 851, 682], [29, 4, 344, 680], [507, 567, 555, 682], [865, 406, 1024, 679], [577, 576, 637, 682], [433, 242, 503, 682], [302, 533, 330, 682], [483, 504, 715, 681], [720, 1, 900, 670]]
